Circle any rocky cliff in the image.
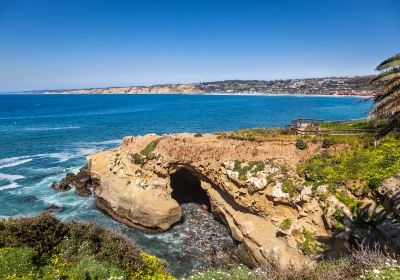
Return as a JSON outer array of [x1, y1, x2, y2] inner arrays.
[[60, 133, 399, 270], [45, 84, 203, 94]]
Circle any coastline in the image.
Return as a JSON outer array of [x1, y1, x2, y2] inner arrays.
[[39, 92, 373, 98]]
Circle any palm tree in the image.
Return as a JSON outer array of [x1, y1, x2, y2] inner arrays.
[[371, 53, 400, 136]]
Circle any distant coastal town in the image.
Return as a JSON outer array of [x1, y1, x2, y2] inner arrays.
[[41, 75, 379, 96]]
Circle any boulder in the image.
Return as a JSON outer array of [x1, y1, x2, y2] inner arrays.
[[377, 173, 400, 217]]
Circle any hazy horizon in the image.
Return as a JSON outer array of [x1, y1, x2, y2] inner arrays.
[[1, 0, 399, 92]]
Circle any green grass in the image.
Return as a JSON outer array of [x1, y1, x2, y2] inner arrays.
[[320, 119, 387, 131], [215, 128, 296, 142]]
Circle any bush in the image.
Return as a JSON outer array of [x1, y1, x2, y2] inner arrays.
[[298, 229, 320, 255], [279, 219, 292, 231], [319, 193, 328, 201], [194, 133, 203, 137], [131, 252, 175, 280], [132, 153, 145, 165], [0, 215, 173, 279], [281, 176, 302, 197], [295, 139, 308, 150], [0, 214, 65, 256], [64, 221, 144, 274], [368, 178, 381, 190], [335, 192, 362, 214], [322, 138, 332, 149]]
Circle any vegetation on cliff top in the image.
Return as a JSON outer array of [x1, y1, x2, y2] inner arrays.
[[297, 134, 400, 196]]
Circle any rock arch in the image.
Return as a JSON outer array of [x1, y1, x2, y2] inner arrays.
[[170, 167, 211, 211]]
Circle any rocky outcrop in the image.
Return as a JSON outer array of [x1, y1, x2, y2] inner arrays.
[[372, 174, 400, 252], [52, 165, 93, 197], [60, 133, 400, 270], [84, 133, 338, 269]]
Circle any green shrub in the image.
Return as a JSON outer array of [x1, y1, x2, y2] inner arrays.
[[131, 252, 175, 279], [140, 140, 159, 157], [335, 192, 362, 214], [322, 138, 332, 149], [295, 139, 308, 150], [368, 178, 381, 190], [232, 160, 265, 179], [0, 214, 64, 256], [64, 221, 144, 274], [0, 215, 174, 279], [298, 229, 320, 255], [319, 193, 328, 201], [279, 219, 292, 231], [281, 176, 302, 197], [132, 153, 145, 165]]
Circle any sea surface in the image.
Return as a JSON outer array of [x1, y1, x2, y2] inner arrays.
[[0, 93, 372, 276]]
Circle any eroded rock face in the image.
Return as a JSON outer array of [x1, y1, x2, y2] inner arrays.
[[85, 133, 335, 269], [52, 165, 93, 197]]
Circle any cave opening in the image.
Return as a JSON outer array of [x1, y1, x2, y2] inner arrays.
[[170, 168, 211, 211]]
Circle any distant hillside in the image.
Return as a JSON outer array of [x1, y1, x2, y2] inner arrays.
[[43, 76, 380, 96]]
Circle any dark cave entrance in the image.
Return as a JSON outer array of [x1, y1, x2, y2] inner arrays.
[[170, 168, 211, 211]]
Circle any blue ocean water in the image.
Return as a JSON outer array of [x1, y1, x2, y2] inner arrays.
[[0, 94, 372, 275]]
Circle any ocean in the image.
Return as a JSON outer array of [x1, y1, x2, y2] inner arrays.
[[0, 93, 372, 276]]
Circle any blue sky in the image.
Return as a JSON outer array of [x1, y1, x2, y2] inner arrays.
[[0, 0, 399, 91]]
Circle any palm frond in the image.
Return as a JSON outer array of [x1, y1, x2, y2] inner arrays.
[[376, 53, 400, 71], [371, 67, 400, 83], [372, 98, 400, 118], [371, 53, 400, 138], [383, 79, 400, 92], [374, 83, 400, 102]]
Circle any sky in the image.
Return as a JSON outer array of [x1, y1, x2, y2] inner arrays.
[[0, 0, 399, 91]]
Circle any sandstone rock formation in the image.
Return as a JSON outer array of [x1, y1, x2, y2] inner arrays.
[[57, 133, 400, 269], [84, 133, 336, 269], [46, 84, 203, 94]]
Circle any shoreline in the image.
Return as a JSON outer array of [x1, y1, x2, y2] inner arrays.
[[1, 92, 373, 98]]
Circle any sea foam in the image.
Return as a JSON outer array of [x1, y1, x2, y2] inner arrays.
[[0, 158, 32, 169]]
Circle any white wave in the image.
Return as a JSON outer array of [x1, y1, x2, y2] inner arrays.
[[85, 139, 121, 145], [35, 152, 73, 163], [0, 158, 32, 169], [0, 173, 25, 181], [0, 182, 19, 191], [75, 147, 101, 157], [0, 156, 31, 165], [23, 126, 80, 131]]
